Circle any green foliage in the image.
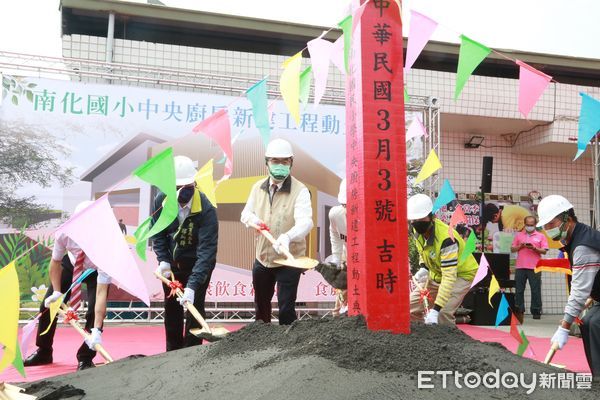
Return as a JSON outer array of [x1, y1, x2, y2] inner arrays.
[[408, 235, 421, 275], [1, 75, 36, 106]]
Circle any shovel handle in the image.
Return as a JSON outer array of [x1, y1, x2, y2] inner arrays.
[[58, 305, 114, 363], [544, 342, 560, 364], [248, 222, 296, 260], [153, 272, 213, 334]]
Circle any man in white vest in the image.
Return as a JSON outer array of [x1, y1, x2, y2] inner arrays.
[[241, 138, 313, 325]]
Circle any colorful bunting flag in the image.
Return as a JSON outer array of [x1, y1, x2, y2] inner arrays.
[[193, 109, 234, 177], [195, 159, 217, 207], [448, 204, 467, 240], [331, 36, 346, 75], [469, 252, 489, 288], [351, 0, 368, 32], [517, 60, 552, 118], [0, 262, 20, 373], [455, 35, 491, 99], [495, 293, 510, 326], [279, 51, 302, 125], [307, 35, 333, 106], [534, 257, 571, 275], [134, 216, 152, 261], [574, 92, 600, 160], [245, 78, 271, 148], [338, 15, 352, 74], [510, 313, 523, 344], [406, 115, 427, 141], [132, 147, 178, 260], [415, 149, 442, 183], [20, 316, 39, 359], [405, 10, 438, 73], [54, 196, 150, 305], [299, 66, 313, 109], [460, 230, 477, 264], [488, 275, 500, 307], [516, 330, 530, 356], [432, 179, 456, 213], [404, 87, 410, 103], [12, 343, 25, 377]]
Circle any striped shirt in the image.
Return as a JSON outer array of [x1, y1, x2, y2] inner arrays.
[[563, 245, 600, 324]]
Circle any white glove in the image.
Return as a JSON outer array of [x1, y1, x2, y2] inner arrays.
[[178, 287, 195, 307], [424, 309, 439, 325], [156, 261, 172, 279], [414, 268, 429, 284], [243, 213, 264, 228], [272, 234, 290, 255], [551, 326, 570, 349], [85, 328, 102, 350], [44, 291, 63, 308]]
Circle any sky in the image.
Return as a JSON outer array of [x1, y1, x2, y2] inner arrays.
[[0, 0, 599, 60]]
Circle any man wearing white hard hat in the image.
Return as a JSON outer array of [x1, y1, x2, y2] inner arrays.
[[240, 138, 313, 325], [537, 195, 600, 376], [152, 155, 218, 350], [24, 201, 112, 371], [407, 194, 478, 325]]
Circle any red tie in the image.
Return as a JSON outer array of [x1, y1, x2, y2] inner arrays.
[[70, 251, 86, 311]]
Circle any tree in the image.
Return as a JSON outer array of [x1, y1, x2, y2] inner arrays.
[[0, 120, 74, 225]]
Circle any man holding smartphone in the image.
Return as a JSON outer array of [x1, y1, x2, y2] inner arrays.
[[511, 215, 548, 322]]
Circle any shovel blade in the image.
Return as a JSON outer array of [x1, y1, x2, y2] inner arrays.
[[189, 326, 229, 342], [274, 256, 319, 269]]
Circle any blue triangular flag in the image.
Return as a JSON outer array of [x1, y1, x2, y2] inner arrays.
[[495, 293, 510, 327], [64, 268, 96, 296], [432, 179, 456, 213], [574, 92, 600, 160], [246, 78, 271, 148]]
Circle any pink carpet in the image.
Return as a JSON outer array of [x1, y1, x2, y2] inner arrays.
[[458, 325, 590, 373], [1, 323, 589, 383]]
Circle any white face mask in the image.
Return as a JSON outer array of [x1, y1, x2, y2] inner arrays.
[[525, 226, 535, 233]]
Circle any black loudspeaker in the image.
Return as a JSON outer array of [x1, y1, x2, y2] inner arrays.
[[481, 156, 493, 193]]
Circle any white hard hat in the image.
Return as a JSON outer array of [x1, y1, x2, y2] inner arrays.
[[265, 138, 293, 158], [536, 195, 574, 227], [74, 200, 94, 215], [174, 155, 197, 186], [407, 194, 433, 220], [338, 178, 346, 204]]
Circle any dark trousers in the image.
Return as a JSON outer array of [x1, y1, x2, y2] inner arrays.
[[162, 268, 213, 351], [515, 268, 542, 315], [581, 302, 600, 377], [252, 259, 302, 325], [36, 255, 99, 362]]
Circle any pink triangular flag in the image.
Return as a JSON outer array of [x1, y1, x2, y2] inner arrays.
[[470, 253, 490, 289], [517, 60, 552, 118], [331, 36, 346, 75], [20, 316, 39, 358], [406, 116, 427, 141], [55, 196, 150, 305], [351, 1, 368, 32], [193, 109, 233, 178], [307, 34, 333, 107], [448, 204, 467, 240], [405, 10, 438, 73]]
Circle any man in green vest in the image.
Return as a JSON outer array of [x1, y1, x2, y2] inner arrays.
[[240, 138, 313, 325], [408, 194, 478, 325]]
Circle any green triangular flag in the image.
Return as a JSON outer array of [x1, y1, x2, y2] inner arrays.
[[12, 341, 26, 378], [338, 15, 352, 73], [134, 216, 153, 261], [516, 330, 530, 356], [299, 66, 312, 109], [404, 87, 410, 103], [246, 78, 271, 148], [454, 35, 491, 99], [459, 230, 477, 262], [132, 147, 178, 260]]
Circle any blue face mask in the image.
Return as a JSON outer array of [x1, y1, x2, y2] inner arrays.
[[177, 185, 194, 204], [268, 164, 290, 181]]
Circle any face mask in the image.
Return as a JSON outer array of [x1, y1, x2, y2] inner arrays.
[[545, 222, 567, 241], [269, 164, 291, 181], [411, 220, 431, 235], [525, 226, 535, 233], [177, 186, 194, 205]]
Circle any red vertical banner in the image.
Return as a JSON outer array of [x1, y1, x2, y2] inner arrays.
[[346, 0, 409, 333]]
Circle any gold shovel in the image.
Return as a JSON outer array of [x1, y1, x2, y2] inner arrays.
[[154, 272, 229, 342], [249, 222, 319, 269], [0, 382, 36, 400], [58, 304, 113, 363]]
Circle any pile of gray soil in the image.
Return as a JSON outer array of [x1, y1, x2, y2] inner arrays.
[[23, 317, 598, 400]]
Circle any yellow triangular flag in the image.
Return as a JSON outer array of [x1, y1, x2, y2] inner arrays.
[[195, 159, 217, 207], [40, 294, 65, 336], [279, 51, 302, 125], [415, 149, 442, 183], [488, 275, 500, 307], [0, 262, 19, 373]]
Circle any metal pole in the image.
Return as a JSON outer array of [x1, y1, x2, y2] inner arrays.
[[106, 12, 115, 64]]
